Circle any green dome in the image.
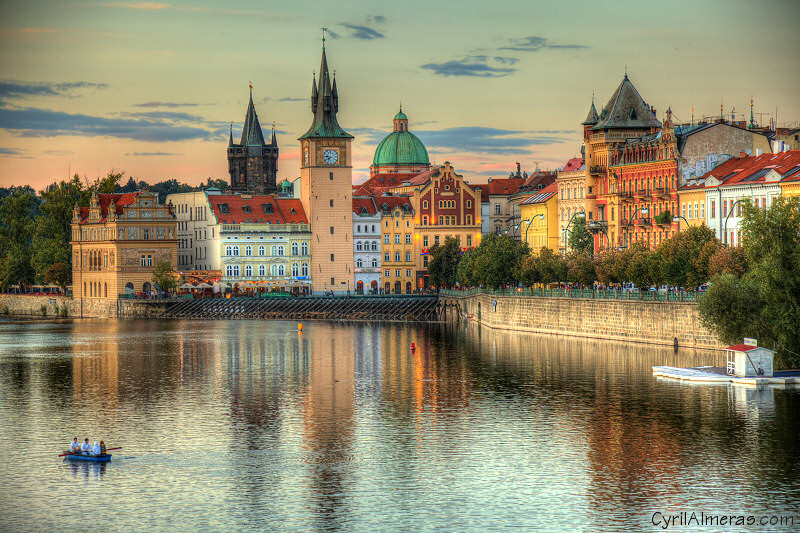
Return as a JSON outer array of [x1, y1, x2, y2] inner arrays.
[[280, 179, 292, 188], [394, 110, 408, 121], [373, 130, 429, 167]]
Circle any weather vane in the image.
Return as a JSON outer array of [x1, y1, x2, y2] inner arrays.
[[248, 80, 252, 91]]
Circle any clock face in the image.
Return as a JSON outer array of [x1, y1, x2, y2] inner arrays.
[[323, 149, 338, 164]]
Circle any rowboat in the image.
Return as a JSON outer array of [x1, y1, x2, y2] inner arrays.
[[63, 453, 112, 462]]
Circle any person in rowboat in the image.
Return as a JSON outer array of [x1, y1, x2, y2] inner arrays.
[[99, 441, 106, 455], [69, 437, 80, 454], [80, 438, 92, 454], [92, 441, 101, 456]]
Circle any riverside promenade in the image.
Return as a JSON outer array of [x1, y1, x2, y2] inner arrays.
[[438, 288, 723, 350]]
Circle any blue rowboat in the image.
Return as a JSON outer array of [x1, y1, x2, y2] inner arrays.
[[64, 453, 112, 462]]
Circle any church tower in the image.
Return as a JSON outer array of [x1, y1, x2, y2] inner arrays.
[[299, 45, 354, 294], [228, 88, 278, 194]]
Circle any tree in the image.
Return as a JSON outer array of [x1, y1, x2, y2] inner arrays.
[[32, 175, 85, 281], [95, 170, 124, 194], [565, 251, 596, 287], [0, 189, 37, 289], [152, 260, 177, 293], [699, 197, 800, 369], [516, 254, 542, 289], [656, 224, 718, 288], [428, 236, 462, 288], [708, 245, 748, 278], [201, 178, 230, 192], [568, 217, 594, 255], [43, 262, 71, 291], [456, 233, 528, 288], [537, 247, 568, 286], [625, 242, 659, 288]]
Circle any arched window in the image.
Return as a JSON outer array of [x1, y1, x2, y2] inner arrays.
[[301, 262, 309, 276], [259, 264, 266, 276], [271, 264, 278, 276], [291, 242, 298, 255], [301, 243, 308, 255], [245, 245, 252, 256], [356, 258, 363, 267], [371, 258, 378, 268], [277, 245, 284, 256], [292, 263, 299, 276], [234, 265, 240, 276], [225, 245, 232, 256], [371, 242, 377, 251], [356, 241, 363, 251], [245, 265, 252, 276], [258, 245, 265, 256], [271, 245, 277, 256], [277, 265, 285, 276]]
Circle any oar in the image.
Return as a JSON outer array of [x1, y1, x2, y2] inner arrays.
[[58, 447, 122, 457]]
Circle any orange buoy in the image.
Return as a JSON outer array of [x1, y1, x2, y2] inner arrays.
[[298, 323, 303, 332]]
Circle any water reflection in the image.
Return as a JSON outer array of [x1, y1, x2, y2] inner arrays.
[[0, 319, 798, 532]]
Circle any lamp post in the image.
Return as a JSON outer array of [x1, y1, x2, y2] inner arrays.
[[524, 214, 545, 249], [623, 206, 649, 249], [563, 211, 586, 253], [672, 215, 690, 229], [723, 199, 744, 246]]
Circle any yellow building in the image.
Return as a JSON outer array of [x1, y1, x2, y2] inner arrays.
[[780, 172, 800, 197], [519, 182, 559, 253], [71, 190, 177, 299], [377, 196, 416, 294], [676, 184, 708, 228]]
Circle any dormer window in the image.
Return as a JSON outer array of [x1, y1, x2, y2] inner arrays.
[[290, 208, 297, 214], [630, 108, 637, 120], [242, 205, 251, 214], [262, 203, 273, 214], [219, 203, 229, 214], [360, 207, 368, 215]]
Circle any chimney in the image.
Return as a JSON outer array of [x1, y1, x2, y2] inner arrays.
[[516, 162, 521, 177], [740, 151, 747, 158]]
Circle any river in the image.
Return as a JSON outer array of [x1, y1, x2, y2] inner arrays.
[[1, 319, 797, 532]]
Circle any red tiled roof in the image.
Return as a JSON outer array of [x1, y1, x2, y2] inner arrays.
[[520, 181, 558, 205], [78, 192, 139, 224], [473, 185, 489, 203], [208, 194, 308, 225], [352, 196, 378, 215], [726, 344, 759, 352], [524, 170, 558, 189], [562, 157, 584, 172], [373, 194, 414, 213], [487, 178, 525, 196], [688, 150, 800, 189]]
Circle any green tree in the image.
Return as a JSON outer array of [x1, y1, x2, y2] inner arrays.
[[0, 189, 37, 289], [428, 236, 462, 288], [152, 260, 177, 293], [565, 251, 596, 287], [43, 262, 71, 292], [32, 175, 85, 281], [625, 242, 658, 288], [537, 247, 568, 286], [699, 197, 800, 369], [568, 217, 594, 255], [707, 245, 748, 278], [201, 178, 230, 192], [515, 253, 542, 289], [95, 169, 124, 194], [456, 233, 528, 288], [655, 224, 718, 288], [456, 248, 478, 287]]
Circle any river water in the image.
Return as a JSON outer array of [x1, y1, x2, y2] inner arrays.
[[0, 319, 797, 532]]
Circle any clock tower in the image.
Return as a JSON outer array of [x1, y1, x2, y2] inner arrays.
[[299, 46, 354, 294]]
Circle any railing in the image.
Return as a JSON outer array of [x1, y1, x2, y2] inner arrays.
[[587, 220, 608, 233], [440, 287, 701, 302], [589, 165, 607, 175]]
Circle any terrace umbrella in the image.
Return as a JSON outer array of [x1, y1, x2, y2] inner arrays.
[[196, 282, 213, 289], [179, 283, 195, 289]]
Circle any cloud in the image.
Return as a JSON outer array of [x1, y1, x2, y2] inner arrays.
[[134, 101, 201, 108], [341, 23, 384, 40], [119, 110, 204, 122], [499, 35, 587, 52], [258, 97, 306, 105], [126, 152, 179, 156], [417, 127, 564, 155], [0, 147, 25, 155], [103, 2, 170, 9], [326, 29, 341, 39], [44, 149, 73, 156], [421, 56, 517, 77], [0, 105, 216, 142], [367, 15, 385, 24], [0, 80, 108, 99]]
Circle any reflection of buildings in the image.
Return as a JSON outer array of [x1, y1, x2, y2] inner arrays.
[[730, 385, 775, 419]]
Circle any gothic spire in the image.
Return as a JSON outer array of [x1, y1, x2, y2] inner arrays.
[[240, 86, 266, 146], [311, 71, 318, 113], [299, 46, 352, 139]]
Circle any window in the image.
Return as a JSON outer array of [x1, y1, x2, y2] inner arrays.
[[495, 225, 502, 233], [301, 243, 308, 255], [292, 263, 299, 276], [385, 270, 390, 278], [423, 201, 428, 209], [371, 242, 377, 251], [277, 245, 284, 256], [330, 199, 334, 207], [257, 245, 265, 256], [330, 226, 334, 234], [356, 258, 363, 268], [278, 265, 285, 276], [466, 215, 472, 225], [385, 252, 390, 262], [406, 270, 411, 277], [467, 200, 471, 208], [405, 252, 411, 262], [700, 203, 705, 219], [466, 236, 472, 246], [329, 172, 334, 181], [242, 205, 251, 214], [291, 242, 298, 255], [271, 264, 278, 276], [611, 208, 615, 222], [682, 203, 687, 219], [245, 245, 252, 256], [423, 256, 428, 267], [301, 263, 309, 276], [356, 241, 363, 251], [245, 265, 252, 276], [330, 253, 334, 261], [439, 216, 444, 225], [372, 258, 378, 267], [423, 236, 428, 246], [395, 270, 401, 277], [395, 252, 401, 262], [259, 264, 266, 276], [140, 254, 153, 267], [384, 234, 390, 244], [723, 200, 728, 216], [405, 234, 411, 244], [435, 235, 440, 245], [711, 200, 716, 218], [395, 234, 401, 244]]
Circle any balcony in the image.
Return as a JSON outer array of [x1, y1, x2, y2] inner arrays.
[[651, 187, 672, 199], [587, 220, 608, 233], [619, 192, 635, 203], [589, 165, 607, 175], [635, 217, 652, 226]]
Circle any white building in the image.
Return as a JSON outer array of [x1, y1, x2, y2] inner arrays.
[[165, 190, 222, 274], [352, 196, 382, 294]]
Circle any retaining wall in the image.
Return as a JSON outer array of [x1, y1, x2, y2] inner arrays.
[[0, 295, 163, 319], [450, 293, 723, 350]]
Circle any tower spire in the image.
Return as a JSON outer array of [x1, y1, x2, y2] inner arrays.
[[749, 95, 755, 129], [299, 44, 352, 140]]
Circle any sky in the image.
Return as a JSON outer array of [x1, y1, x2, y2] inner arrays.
[[1, 0, 799, 191]]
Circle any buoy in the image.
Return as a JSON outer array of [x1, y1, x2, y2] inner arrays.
[[298, 323, 303, 332], [410, 342, 416, 351]]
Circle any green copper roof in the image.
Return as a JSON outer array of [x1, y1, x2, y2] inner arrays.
[[373, 130, 429, 166], [394, 110, 408, 121], [299, 48, 353, 140]]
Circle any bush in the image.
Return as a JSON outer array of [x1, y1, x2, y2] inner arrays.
[[60, 304, 68, 317], [2, 305, 8, 315], [40, 304, 47, 316]]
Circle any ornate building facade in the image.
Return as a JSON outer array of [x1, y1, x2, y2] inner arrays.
[[352, 196, 382, 294], [228, 89, 279, 194], [71, 191, 177, 299], [377, 196, 416, 294]]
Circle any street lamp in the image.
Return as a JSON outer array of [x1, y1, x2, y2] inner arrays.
[[524, 214, 545, 248], [672, 215, 690, 229], [723, 199, 745, 246], [623, 206, 649, 249], [563, 211, 586, 253]]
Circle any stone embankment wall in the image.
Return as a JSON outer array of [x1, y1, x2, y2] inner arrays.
[[449, 293, 723, 350], [0, 295, 163, 319]]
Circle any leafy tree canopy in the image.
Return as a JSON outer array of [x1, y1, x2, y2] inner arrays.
[[428, 236, 462, 288]]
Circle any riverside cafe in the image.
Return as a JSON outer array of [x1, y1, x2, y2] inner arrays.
[[178, 279, 311, 298]]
